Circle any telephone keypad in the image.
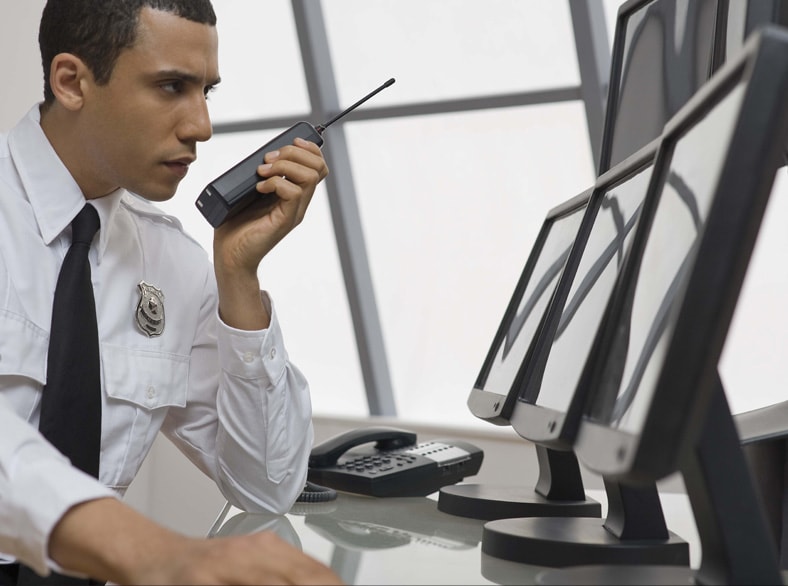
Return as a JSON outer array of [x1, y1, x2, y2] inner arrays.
[[336, 443, 433, 477]]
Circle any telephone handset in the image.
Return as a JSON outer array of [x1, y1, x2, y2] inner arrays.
[[307, 426, 484, 498], [309, 426, 418, 468]]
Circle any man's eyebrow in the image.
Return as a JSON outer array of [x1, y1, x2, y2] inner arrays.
[[156, 69, 221, 87]]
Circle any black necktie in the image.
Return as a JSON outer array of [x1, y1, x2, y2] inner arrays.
[[39, 204, 102, 477], [13, 206, 103, 585]]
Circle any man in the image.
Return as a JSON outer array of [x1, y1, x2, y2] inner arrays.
[[0, 0, 342, 583]]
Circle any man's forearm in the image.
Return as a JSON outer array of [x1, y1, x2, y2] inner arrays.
[[214, 260, 271, 331], [48, 498, 187, 584], [47, 496, 343, 585]]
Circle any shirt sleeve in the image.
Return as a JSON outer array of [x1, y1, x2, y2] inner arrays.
[[0, 395, 117, 576], [160, 274, 314, 515]]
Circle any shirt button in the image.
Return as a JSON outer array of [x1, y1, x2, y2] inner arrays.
[[243, 351, 255, 363], [269, 348, 277, 360], [146, 386, 156, 399]]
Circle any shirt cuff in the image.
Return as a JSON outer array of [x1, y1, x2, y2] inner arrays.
[[5, 441, 117, 577], [216, 291, 288, 384]]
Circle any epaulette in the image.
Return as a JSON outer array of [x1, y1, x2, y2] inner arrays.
[[120, 192, 204, 250]]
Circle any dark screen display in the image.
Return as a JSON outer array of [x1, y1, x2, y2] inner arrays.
[[532, 163, 654, 412], [606, 0, 718, 170], [594, 81, 746, 433], [479, 205, 586, 396]]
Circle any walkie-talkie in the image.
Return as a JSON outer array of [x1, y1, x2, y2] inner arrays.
[[195, 78, 396, 227]]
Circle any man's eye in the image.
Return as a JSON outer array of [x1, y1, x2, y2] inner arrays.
[[161, 81, 183, 94], [204, 85, 217, 99]]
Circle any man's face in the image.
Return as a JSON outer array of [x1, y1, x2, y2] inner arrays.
[[77, 7, 219, 201]]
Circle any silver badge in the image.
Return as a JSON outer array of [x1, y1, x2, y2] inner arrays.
[[135, 281, 165, 337]]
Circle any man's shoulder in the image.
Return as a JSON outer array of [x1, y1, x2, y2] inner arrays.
[[120, 193, 205, 252], [120, 192, 208, 259]]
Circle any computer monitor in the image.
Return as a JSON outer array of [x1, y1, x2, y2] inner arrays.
[[542, 27, 788, 585], [575, 27, 788, 485], [598, 0, 720, 174], [467, 193, 590, 425], [447, 192, 603, 521], [508, 141, 657, 451], [481, 141, 688, 568]]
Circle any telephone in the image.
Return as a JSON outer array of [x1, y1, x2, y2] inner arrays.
[[307, 426, 484, 498]]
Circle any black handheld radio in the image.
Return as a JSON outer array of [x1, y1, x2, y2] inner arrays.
[[195, 78, 395, 227]]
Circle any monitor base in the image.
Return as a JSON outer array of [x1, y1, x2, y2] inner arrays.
[[482, 517, 689, 567], [535, 565, 788, 585], [535, 564, 692, 585], [438, 484, 602, 521]]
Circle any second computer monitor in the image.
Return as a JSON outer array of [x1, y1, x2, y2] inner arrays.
[[507, 140, 658, 449]]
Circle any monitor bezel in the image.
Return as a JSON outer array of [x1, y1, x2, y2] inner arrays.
[[467, 190, 591, 424], [507, 140, 659, 449], [598, 0, 722, 175], [574, 27, 788, 484]]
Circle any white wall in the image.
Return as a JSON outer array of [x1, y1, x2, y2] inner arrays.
[[0, 1, 45, 130]]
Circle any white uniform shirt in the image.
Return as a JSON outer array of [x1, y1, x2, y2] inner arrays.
[[0, 106, 314, 575]]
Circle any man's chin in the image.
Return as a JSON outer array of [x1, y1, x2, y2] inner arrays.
[[132, 183, 179, 203]]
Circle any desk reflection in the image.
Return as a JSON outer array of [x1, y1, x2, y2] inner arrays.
[[296, 494, 482, 551], [213, 492, 547, 585]]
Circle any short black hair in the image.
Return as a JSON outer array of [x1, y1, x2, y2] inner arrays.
[[39, 0, 217, 104]]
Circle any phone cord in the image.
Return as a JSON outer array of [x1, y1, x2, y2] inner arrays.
[[296, 480, 338, 503]]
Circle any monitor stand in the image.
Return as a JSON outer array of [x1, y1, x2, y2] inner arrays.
[[537, 376, 785, 585], [481, 472, 688, 567], [437, 444, 602, 520]]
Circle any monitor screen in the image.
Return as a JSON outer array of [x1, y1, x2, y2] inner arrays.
[[508, 143, 657, 447], [575, 28, 788, 484], [598, 84, 744, 433], [598, 0, 719, 173], [467, 192, 589, 424]]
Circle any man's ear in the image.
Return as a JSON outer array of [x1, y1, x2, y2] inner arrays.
[[49, 53, 92, 111]]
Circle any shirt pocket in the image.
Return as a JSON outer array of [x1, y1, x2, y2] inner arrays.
[[0, 309, 47, 383], [0, 310, 48, 419], [100, 343, 189, 488]]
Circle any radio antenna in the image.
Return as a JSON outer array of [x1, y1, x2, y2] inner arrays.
[[315, 78, 396, 134]]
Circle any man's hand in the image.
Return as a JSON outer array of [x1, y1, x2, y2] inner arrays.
[[146, 531, 343, 586], [48, 498, 343, 585], [212, 137, 329, 331]]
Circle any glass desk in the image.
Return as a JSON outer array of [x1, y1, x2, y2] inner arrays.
[[210, 489, 699, 585]]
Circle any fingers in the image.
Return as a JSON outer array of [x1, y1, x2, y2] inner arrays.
[[256, 138, 328, 198], [212, 137, 328, 275], [186, 532, 344, 585]]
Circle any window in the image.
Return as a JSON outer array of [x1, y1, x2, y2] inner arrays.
[[161, 0, 607, 426]]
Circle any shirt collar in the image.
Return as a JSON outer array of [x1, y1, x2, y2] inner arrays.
[[8, 105, 124, 263]]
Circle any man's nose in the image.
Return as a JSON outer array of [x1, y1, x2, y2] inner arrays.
[[180, 94, 213, 143]]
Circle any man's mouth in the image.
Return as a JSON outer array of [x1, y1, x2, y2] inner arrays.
[[163, 158, 194, 179]]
